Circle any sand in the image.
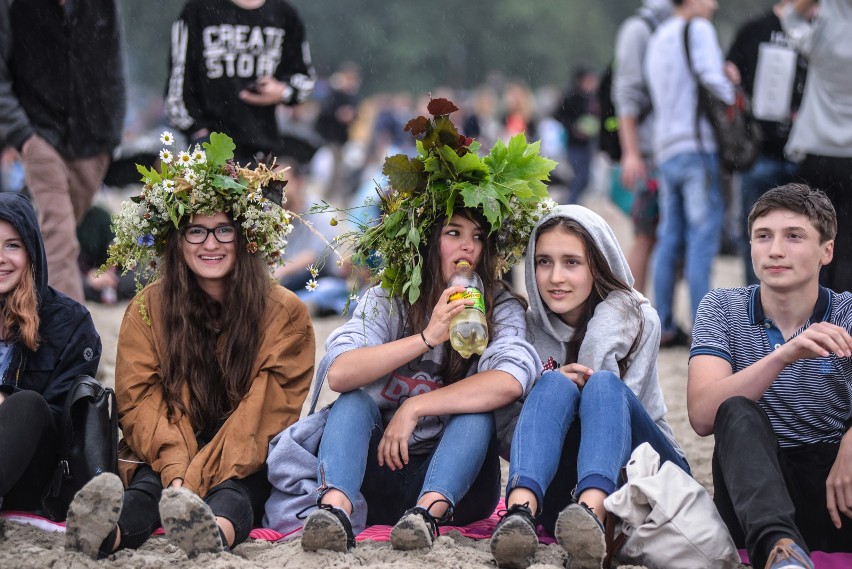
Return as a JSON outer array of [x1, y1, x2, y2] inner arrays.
[[0, 197, 740, 568]]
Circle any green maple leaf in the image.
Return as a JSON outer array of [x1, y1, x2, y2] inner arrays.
[[203, 132, 236, 167], [485, 134, 556, 201], [136, 164, 161, 184], [437, 145, 487, 182], [460, 181, 503, 230], [382, 154, 423, 195]]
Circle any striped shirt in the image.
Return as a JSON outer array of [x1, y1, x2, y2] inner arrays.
[[691, 285, 852, 447]]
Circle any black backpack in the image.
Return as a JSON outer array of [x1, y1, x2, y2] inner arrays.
[[598, 15, 656, 162], [684, 20, 763, 172], [43, 376, 118, 520]]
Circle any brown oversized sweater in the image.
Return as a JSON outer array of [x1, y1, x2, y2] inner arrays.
[[115, 282, 315, 496]]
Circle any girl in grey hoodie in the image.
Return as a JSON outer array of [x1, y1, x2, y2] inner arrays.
[[490, 205, 687, 569], [299, 208, 539, 553]]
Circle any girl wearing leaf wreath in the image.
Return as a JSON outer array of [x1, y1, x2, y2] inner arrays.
[[63, 133, 315, 560], [0, 193, 101, 518], [488, 205, 689, 569], [294, 99, 553, 552]]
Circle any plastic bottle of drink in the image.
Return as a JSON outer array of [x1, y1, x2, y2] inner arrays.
[[448, 261, 488, 358]]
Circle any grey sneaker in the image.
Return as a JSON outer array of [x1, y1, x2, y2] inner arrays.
[[158, 487, 224, 557], [554, 502, 606, 569], [301, 504, 355, 552], [390, 506, 440, 550], [490, 503, 538, 569], [65, 473, 124, 559]]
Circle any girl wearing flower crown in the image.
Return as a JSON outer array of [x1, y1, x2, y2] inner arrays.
[[0, 193, 101, 517], [64, 134, 315, 559], [289, 100, 551, 552], [489, 205, 689, 569]]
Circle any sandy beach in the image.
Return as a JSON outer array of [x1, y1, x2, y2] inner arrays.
[[0, 197, 740, 568]]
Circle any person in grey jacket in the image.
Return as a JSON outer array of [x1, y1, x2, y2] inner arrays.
[[490, 205, 687, 569], [781, 0, 852, 294], [296, 207, 539, 554]]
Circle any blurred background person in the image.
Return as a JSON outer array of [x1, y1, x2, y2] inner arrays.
[[0, 0, 126, 303], [782, 0, 852, 293], [165, 0, 316, 165]]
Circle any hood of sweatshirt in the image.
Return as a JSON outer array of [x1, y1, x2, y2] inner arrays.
[[0, 193, 48, 305], [524, 204, 634, 351]]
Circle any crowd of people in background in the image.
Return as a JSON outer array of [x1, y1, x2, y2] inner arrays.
[[1, 1, 851, 568]]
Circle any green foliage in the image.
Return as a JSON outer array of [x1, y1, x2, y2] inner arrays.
[[203, 132, 236, 167], [345, 98, 556, 305]]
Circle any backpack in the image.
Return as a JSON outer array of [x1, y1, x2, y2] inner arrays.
[[684, 20, 763, 172], [598, 14, 656, 162], [43, 375, 118, 520]]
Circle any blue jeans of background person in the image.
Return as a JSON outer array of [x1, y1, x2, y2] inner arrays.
[[506, 371, 689, 525], [317, 389, 500, 526], [653, 152, 724, 334], [739, 156, 799, 285], [568, 142, 593, 205]]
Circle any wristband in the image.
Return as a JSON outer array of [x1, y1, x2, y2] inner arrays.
[[420, 330, 435, 350]]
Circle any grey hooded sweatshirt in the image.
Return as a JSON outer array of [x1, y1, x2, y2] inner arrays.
[[498, 205, 682, 459]]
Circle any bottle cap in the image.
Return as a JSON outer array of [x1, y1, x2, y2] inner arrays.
[[456, 260, 471, 269]]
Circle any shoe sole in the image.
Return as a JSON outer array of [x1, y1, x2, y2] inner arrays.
[[390, 513, 433, 550], [490, 516, 538, 569], [301, 509, 350, 552], [555, 504, 606, 569], [65, 473, 124, 559], [159, 487, 223, 557]]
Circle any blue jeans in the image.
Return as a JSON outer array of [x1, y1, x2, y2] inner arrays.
[[739, 156, 799, 286], [506, 371, 689, 522], [653, 152, 724, 334], [317, 390, 500, 526]]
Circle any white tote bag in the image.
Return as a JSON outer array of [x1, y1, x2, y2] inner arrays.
[[603, 443, 741, 569]]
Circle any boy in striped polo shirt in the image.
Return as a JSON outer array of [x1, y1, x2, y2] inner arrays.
[[688, 183, 852, 569]]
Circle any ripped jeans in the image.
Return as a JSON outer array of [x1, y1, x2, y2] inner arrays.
[[506, 370, 690, 531], [317, 389, 500, 526]]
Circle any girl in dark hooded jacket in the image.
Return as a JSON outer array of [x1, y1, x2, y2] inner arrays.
[[0, 192, 101, 514]]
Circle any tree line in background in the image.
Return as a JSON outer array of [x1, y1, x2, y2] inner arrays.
[[121, 0, 774, 98]]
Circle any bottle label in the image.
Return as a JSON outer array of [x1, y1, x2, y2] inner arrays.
[[449, 287, 485, 314]]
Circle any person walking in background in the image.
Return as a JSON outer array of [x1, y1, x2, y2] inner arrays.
[[554, 66, 600, 205], [313, 61, 361, 205], [0, 0, 126, 303], [613, 0, 673, 293], [165, 0, 316, 165], [645, 0, 734, 347], [725, 0, 808, 286], [781, 0, 852, 293]]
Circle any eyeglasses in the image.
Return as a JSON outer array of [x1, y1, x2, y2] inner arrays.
[[182, 224, 237, 244]]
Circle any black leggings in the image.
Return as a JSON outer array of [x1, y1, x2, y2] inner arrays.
[[0, 390, 59, 511], [118, 464, 272, 550]]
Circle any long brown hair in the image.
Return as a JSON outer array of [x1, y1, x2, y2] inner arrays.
[[158, 220, 270, 429], [1, 264, 39, 351], [536, 217, 642, 376], [408, 209, 527, 384]]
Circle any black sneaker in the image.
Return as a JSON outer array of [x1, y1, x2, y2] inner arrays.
[[490, 503, 538, 569], [554, 502, 606, 569], [659, 326, 690, 349], [390, 502, 449, 551], [158, 487, 224, 557], [301, 503, 355, 552]]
